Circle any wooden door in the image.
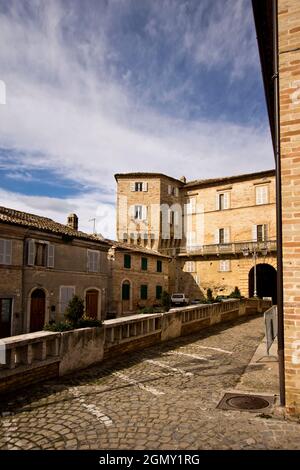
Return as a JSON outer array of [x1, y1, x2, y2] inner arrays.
[[86, 290, 98, 319], [30, 289, 46, 332], [0, 298, 12, 338]]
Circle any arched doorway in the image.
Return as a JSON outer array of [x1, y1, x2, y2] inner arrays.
[[86, 289, 99, 319], [121, 280, 131, 313], [30, 289, 46, 332], [249, 263, 277, 303]]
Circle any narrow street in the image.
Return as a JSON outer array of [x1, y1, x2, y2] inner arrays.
[[1, 315, 299, 450]]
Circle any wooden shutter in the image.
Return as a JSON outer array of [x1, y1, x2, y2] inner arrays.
[[168, 185, 172, 195], [216, 193, 220, 210], [191, 198, 196, 213], [215, 229, 219, 244], [224, 192, 230, 209], [27, 239, 35, 266], [130, 182, 135, 191], [252, 225, 257, 241], [142, 182, 148, 192], [175, 187, 179, 197], [142, 205, 147, 220], [263, 224, 268, 241], [0, 239, 12, 265], [262, 186, 268, 204], [224, 227, 230, 243], [47, 244, 55, 268], [60, 286, 75, 314]]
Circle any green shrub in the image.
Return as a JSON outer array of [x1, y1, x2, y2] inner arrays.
[[65, 295, 84, 327], [229, 286, 242, 299], [206, 288, 214, 302], [77, 316, 102, 328], [44, 321, 73, 332]]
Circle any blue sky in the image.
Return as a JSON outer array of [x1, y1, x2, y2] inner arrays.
[[0, 0, 274, 237]]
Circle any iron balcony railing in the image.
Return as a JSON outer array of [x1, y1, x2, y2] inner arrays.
[[180, 239, 277, 256]]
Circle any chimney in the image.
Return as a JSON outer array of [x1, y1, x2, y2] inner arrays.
[[180, 176, 186, 183], [67, 213, 78, 231]]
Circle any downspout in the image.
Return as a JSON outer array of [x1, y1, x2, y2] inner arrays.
[[273, 0, 285, 406]]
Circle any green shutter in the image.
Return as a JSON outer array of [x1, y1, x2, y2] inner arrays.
[[141, 257, 148, 270], [124, 254, 131, 268], [156, 285, 162, 300], [157, 260, 162, 272], [140, 285, 148, 300]]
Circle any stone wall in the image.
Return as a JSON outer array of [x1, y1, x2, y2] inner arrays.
[[0, 299, 271, 394]]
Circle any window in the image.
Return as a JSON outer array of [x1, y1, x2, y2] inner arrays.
[[134, 205, 147, 220], [60, 286, 75, 314], [156, 285, 162, 300], [134, 205, 143, 220], [122, 282, 130, 300], [253, 224, 268, 242], [256, 185, 268, 205], [131, 182, 148, 192], [217, 192, 230, 210], [157, 260, 162, 272], [220, 260, 231, 272], [135, 182, 143, 192], [168, 185, 179, 196], [124, 254, 131, 268], [185, 261, 195, 272], [141, 257, 148, 270], [27, 240, 54, 268], [87, 250, 99, 272], [140, 284, 148, 300], [216, 228, 230, 244], [123, 233, 128, 243], [0, 239, 12, 265]]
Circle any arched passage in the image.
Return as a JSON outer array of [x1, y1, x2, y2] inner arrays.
[[30, 288, 46, 332], [249, 263, 277, 303]]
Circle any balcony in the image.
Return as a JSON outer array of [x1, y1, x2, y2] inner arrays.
[[179, 239, 277, 256]]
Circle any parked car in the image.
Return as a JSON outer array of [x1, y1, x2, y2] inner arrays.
[[171, 293, 190, 306]]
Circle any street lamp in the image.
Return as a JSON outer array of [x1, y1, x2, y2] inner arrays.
[[242, 244, 268, 298]]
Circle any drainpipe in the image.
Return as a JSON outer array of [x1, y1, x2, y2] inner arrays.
[[273, 0, 285, 407]]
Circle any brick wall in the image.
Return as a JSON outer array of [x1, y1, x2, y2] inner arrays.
[[278, 0, 300, 415]]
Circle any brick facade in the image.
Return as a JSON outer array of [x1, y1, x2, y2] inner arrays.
[[278, 0, 300, 414]]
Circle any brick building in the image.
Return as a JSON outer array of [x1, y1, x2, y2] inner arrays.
[[0, 207, 110, 338], [252, 0, 300, 414], [115, 170, 277, 301], [108, 241, 170, 316], [0, 206, 170, 337]]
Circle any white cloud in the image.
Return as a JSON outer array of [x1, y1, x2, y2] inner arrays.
[[0, 187, 115, 238], [0, 0, 274, 239]]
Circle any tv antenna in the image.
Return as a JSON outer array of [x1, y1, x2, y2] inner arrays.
[[89, 218, 97, 234]]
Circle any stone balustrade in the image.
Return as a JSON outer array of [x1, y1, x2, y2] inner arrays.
[[0, 298, 272, 394]]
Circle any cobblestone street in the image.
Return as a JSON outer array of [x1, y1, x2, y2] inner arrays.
[[1, 315, 300, 450]]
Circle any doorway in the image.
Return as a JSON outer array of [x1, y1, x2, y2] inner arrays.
[[249, 263, 277, 304], [30, 289, 46, 332], [86, 289, 99, 319], [0, 298, 12, 338], [121, 280, 131, 313]]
